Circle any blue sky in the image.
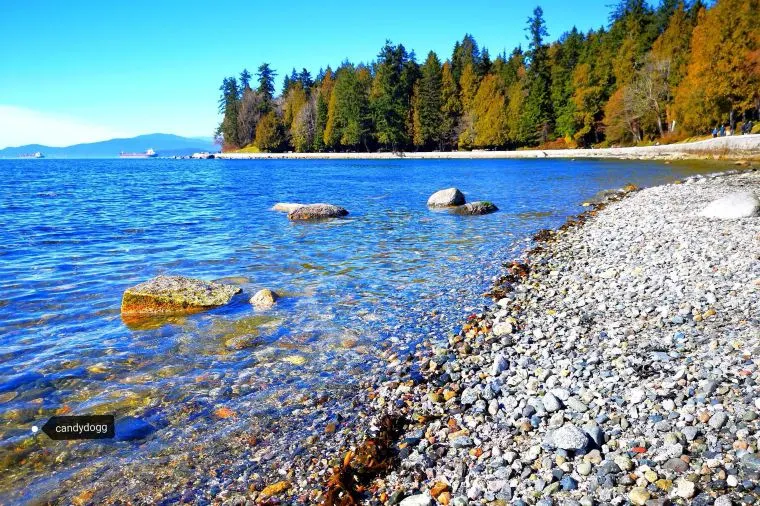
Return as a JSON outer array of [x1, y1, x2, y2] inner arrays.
[[0, 0, 613, 148]]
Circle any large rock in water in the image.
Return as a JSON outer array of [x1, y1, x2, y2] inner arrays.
[[427, 188, 466, 208], [288, 203, 348, 221], [271, 203, 304, 213], [121, 275, 241, 316], [452, 201, 499, 215], [700, 191, 760, 219]]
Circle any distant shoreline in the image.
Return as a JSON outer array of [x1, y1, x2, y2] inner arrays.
[[215, 134, 760, 161]]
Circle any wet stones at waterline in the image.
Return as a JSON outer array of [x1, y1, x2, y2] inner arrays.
[[121, 275, 241, 317]]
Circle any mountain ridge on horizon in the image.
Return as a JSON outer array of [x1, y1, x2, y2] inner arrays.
[[0, 133, 216, 158]]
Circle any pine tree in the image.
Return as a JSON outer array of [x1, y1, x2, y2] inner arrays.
[[257, 63, 277, 103], [416, 51, 444, 149], [239, 69, 252, 92], [217, 77, 241, 150], [325, 64, 371, 150], [520, 6, 553, 144], [371, 41, 412, 152]]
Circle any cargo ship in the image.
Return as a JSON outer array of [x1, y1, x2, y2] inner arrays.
[[19, 152, 44, 158], [119, 148, 157, 158]]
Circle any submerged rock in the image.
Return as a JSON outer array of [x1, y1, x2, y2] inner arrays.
[[452, 201, 498, 215], [250, 288, 279, 309], [115, 416, 155, 441], [287, 203, 349, 221], [271, 203, 304, 213], [427, 188, 466, 207], [700, 191, 759, 219], [121, 275, 241, 317]]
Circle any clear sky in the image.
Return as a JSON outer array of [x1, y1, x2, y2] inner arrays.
[[0, 0, 614, 148]]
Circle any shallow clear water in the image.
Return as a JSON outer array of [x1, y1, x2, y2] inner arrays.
[[0, 158, 726, 501]]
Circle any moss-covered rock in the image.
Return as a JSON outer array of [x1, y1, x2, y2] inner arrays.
[[121, 275, 241, 317]]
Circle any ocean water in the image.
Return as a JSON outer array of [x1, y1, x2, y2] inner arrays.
[[0, 157, 725, 501]]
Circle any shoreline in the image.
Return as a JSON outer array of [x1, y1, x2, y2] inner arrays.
[[216, 134, 760, 162], [317, 168, 760, 505]]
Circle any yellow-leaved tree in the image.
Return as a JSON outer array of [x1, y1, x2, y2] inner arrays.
[[674, 0, 760, 133]]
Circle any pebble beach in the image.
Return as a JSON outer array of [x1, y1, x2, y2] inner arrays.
[[322, 169, 760, 506]]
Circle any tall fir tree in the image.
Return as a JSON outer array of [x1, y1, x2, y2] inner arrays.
[[520, 6, 554, 144], [416, 51, 444, 149]]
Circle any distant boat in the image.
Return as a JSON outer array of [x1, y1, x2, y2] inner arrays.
[[19, 151, 44, 159], [119, 148, 157, 158]]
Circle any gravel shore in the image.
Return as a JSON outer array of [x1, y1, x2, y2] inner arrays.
[[349, 169, 760, 505]]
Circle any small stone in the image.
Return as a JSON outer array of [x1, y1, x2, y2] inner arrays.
[[460, 387, 479, 405], [250, 288, 278, 309], [663, 458, 689, 473], [560, 476, 578, 491], [577, 462, 592, 476], [451, 436, 473, 448], [260, 481, 290, 497], [493, 322, 513, 336], [399, 494, 432, 506], [683, 426, 700, 442], [543, 392, 562, 412], [629, 487, 651, 505], [491, 355, 509, 376], [675, 478, 696, 499], [709, 411, 728, 430], [629, 387, 647, 404], [583, 425, 604, 446], [430, 482, 450, 498], [552, 424, 589, 451]]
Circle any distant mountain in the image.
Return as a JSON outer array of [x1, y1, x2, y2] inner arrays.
[[0, 133, 217, 158]]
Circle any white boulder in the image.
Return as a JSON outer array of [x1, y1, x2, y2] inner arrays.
[[700, 192, 759, 219]]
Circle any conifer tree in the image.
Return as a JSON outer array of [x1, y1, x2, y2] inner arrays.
[[371, 41, 412, 152], [520, 6, 553, 144], [417, 51, 444, 149]]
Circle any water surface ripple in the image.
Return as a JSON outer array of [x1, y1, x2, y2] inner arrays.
[[0, 158, 724, 501]]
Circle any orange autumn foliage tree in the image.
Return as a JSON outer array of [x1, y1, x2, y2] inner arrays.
[[674, 0, 760, 133]]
